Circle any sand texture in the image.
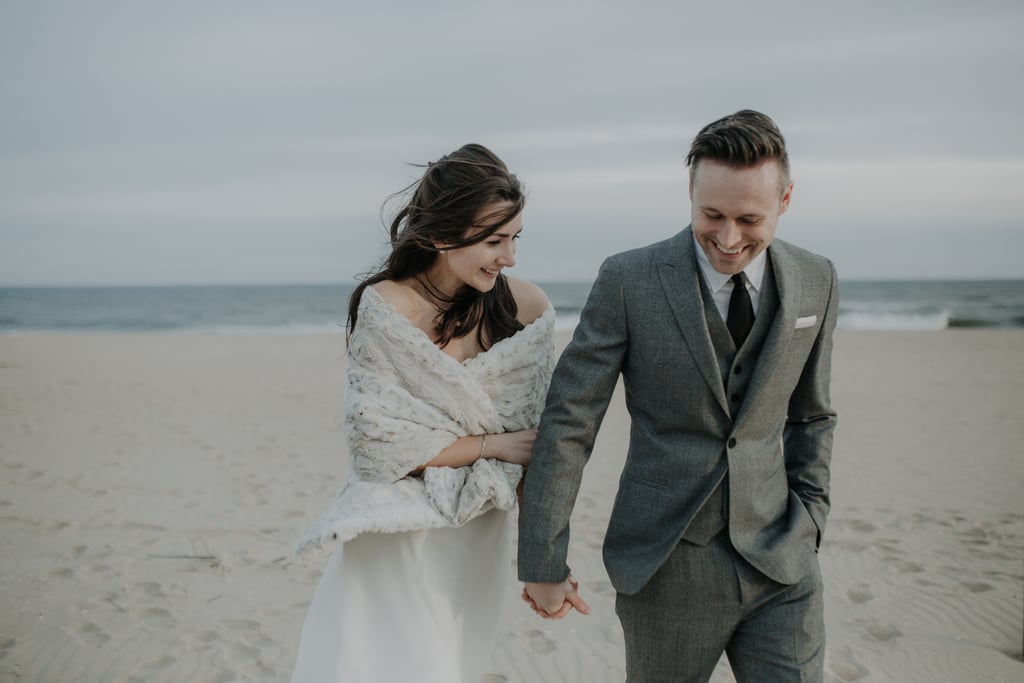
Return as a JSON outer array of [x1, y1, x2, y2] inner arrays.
[[1, 330, 1022, 682]]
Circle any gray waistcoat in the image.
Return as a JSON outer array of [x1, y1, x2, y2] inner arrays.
[[681, 261, 780, 545]]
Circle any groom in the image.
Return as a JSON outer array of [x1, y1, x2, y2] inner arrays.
[[518, 110, 839, 681]]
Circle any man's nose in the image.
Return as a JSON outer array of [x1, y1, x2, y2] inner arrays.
[[717, 220, 742, 248]]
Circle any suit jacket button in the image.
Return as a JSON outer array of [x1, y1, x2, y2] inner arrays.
[[728, 437, 737, 448], [734, 366, 743, 374], [731, 393, 740, 403]]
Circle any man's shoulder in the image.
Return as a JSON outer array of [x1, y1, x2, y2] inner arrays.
[[603, 230, 689, 269], [770, 238, 835, 275], [770, 238, 838, 304]]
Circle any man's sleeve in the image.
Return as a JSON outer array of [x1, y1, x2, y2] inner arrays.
[[784, 261, 839, 546], [517, 257, 630, 582]]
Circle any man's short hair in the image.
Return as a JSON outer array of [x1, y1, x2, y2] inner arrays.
[[686, 110, 790, 194]]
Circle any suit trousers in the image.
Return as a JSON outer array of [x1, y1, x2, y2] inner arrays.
[[614, 529, 824, 683]]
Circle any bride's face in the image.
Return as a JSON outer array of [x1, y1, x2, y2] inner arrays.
[[434, 201, 522, 294]]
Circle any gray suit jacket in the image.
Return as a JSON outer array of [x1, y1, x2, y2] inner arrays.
[[518, 227, 839, 595]]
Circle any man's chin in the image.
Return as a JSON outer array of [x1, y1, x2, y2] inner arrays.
[[711, 259, 747, 276]]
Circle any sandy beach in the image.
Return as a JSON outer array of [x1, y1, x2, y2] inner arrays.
[[1, 330, 1022, 683]]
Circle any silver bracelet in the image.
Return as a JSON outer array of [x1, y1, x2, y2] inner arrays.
[[479, 434, 487, 459]]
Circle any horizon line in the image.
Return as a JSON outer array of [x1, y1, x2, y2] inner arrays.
[[2, 276, 1024, 289]]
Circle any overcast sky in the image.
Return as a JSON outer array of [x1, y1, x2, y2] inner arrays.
[[2, 1, 1022, 285]]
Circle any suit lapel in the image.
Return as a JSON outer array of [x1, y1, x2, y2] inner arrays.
[[657, 228, 730, 415], [742, 240, 800, 411]]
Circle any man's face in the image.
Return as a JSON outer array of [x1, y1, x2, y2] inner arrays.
[[689, 159, 792, 275]]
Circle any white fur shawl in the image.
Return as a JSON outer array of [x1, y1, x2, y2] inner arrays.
[[296, 286, 555, 558]]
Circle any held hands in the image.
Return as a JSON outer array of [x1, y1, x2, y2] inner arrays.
[[522, 576, 591, 619], [485, 429, 537, 466]]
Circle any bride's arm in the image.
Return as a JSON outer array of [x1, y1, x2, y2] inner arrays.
[[410, 429, 537, 473]]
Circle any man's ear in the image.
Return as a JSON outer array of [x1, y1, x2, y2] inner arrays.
[[778, 181, 794, 216]]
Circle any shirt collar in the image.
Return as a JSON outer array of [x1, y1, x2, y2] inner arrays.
[[692, 233, 769, 293]]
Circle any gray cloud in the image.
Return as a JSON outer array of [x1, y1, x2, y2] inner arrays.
[[1, 1, 1022, 284]]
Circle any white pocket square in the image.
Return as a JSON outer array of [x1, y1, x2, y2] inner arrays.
[[795, 315, 817, 329]]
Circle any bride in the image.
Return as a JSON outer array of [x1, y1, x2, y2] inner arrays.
[[289, 144, 555, 682]]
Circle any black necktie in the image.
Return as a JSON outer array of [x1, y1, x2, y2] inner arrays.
[[727, 273, 754, 348]]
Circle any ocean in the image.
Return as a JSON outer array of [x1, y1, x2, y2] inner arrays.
[[1, 280, 1022, 335]]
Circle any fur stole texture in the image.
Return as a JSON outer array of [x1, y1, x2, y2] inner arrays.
[[296, 286, 555, 558]]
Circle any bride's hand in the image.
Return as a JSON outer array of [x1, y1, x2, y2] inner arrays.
[[484, 429, 537, 466]]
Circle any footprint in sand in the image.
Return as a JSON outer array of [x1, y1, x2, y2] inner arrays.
[[601, 623, 622, 645], [104, 592, 129, 613], [223, 618, 261, 631], [846, 520, 876, 533], [846, 585, 873, 604], [829, 540, 869, 553], [586, 580, 617, 597], [874, 538, 902, 553], [961, 581, 993, 593], [194, 671, 240, 683], [187, 630, 221, 654], [866, 622, 902, 641], [958, 529, 991, 547], [891, 560, 924, 573], [141, 607, 175, 623], [132, 581, 167, 601], [141, 655, 177, 672], [519, 628, 557, 654], [231, 642, 262, 659], [78, 622, 112, 645], [112, 674, 146, 683], [0, 637, 15, 658], [480, 674, 509, 682], [830, 646, 870, 681], [239, 631, 274, 649]]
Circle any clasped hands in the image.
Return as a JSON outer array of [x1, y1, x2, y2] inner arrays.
[[521, 576, 591, 619]]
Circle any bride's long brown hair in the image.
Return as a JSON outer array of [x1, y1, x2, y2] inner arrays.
[[347, 143, 525, 349]]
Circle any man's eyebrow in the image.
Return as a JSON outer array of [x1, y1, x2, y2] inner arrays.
[[700, 206, 764, 218]]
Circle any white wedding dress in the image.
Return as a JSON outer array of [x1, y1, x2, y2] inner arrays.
[[289, 509, 511, 683], [289, 287, 555, 683]]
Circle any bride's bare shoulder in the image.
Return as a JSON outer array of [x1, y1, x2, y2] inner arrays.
[[370, 279, 437, 334], [505, 277, 550, 326], [371, 280, 420, 315]]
